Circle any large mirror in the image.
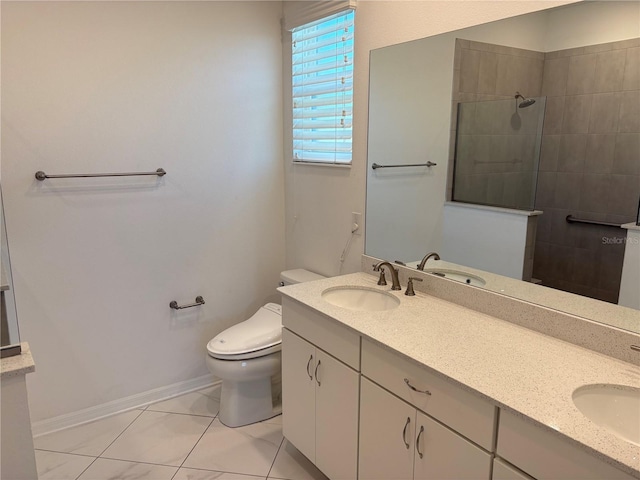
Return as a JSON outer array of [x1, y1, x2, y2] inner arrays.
[[366, 1, 640, 334]]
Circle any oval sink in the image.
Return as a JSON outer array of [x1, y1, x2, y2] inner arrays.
[[572, 384, 640, 446], [426, 269, 486, 287], [321, 286, 400, 312]]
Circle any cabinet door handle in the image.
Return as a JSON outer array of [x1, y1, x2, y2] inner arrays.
[[306, 355, 313, 381], [404, 378, 431, 396], [314, 359, 321, 386], [402, 417, 411, 449], [416, 425, 425, 459]]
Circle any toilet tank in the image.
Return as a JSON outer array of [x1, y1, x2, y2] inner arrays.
[[280, 269, 326, 286]]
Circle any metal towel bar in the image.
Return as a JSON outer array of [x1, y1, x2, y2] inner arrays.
[[170, 296, 205, 310], [566, 215, 622, 228], [372, 162, 436, 170], [35, 168, 166, 181]]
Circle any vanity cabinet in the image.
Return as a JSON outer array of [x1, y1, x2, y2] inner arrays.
[[361, 338, 496, 451], [280, 293, 637, 480], [359, 377, 492, 480], [281, 298, 360, 480], [492, 458, 534, 480], [496, 411, 635, 480]]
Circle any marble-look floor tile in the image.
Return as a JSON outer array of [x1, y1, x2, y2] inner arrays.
[[261, 414, 282, 426], [183, 418, 283, 477], [174, 467, 266, 480], [34, 410, 143, 456], [268, 440, 328, 480], [77, 458, 177, 479], [146, 386, 221, 417], [35, 450, 95, 480], [101, 410, 212, 466]]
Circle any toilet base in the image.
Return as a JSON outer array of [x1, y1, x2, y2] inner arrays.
[[218, 377, 282, 428], [206, 351, 282, 428]]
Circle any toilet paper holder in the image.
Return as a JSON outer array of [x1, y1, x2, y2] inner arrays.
[[170, 296, 205, 310]]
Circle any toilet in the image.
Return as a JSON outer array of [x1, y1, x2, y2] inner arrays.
[[205, 269, 325, 427]]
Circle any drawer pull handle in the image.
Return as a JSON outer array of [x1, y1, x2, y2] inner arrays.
[[306, 355, 313, 380], [404, 378, 431, 396], [416, 425, 425, 459], [315, 359, 321, 386], [402, 417, 411, 449]]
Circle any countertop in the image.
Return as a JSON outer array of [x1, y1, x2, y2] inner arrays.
[[279, 272, 640, 477], [1, 342, 35, 378]]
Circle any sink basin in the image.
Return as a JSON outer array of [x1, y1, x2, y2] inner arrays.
[[572, 384, 640, 446], [321, 286, 400, 312], [426, 269, 486, 287]]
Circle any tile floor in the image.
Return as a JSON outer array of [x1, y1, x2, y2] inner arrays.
[[34, 385, 329, 480]]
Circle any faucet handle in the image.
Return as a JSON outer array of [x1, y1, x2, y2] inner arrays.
[[373, 264, 387, 286], [405, 277, 423, 296]]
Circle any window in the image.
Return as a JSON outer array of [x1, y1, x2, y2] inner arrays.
[[292, 10, 354, 165]]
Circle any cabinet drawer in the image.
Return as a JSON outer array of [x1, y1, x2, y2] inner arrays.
[[282, 297, 360, 370], [497, 410, 635, 480], [361, 338, 496, 451]]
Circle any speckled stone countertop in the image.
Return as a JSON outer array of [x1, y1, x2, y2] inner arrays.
[[1, 342, 35, 379], [279, 272, 640, 478]]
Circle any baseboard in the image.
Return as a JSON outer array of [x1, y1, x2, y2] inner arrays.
[[32, 374, 220, 438]]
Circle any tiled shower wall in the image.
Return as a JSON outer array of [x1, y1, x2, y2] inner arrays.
[[454, 98, 545, 210], [533, 38, 640, 303], [449, 39, 545, 206]]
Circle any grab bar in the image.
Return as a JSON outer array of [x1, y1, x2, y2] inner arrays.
[[372, 162, 436, 170], [35, 168, 166, 181], [566, 215, 622, 228], [170, 296, 205, 310]]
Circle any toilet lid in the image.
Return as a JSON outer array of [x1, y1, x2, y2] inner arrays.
[[206, 303, 282, 357]]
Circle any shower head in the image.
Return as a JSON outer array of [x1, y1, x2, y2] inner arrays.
[[515, 92, 536, 108]]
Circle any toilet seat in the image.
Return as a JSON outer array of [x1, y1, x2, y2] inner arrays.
[[207, 303, 282, 360]]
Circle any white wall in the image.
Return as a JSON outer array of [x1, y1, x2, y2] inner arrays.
[[1, 1, 285, 422], [284, 0, 577, 276]]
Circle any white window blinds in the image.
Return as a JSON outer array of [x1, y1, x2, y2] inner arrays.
[[292, 10, 354, 165]]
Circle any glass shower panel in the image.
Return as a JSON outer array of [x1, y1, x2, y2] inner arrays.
[[452, 97, 546, 211], [1, 185, 21, 357]]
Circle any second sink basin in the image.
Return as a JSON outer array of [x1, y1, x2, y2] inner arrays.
[[321, 286, 400, 312], [572, 384, 640, 446]]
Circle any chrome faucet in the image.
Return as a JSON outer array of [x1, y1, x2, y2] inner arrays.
[[416, 252, 440, 271], [373, 261, 401, 290]]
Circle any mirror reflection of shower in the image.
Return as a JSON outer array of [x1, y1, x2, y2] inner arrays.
[[452, 95, 546, 211], [515, 91, 536, 108]]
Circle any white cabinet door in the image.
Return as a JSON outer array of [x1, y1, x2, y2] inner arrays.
[[315, 348, 360, 480], [282, 329, 316, 463], [414, 411, 492, 480], [359, 377, 415, 480], [493, 458, 535, 480]]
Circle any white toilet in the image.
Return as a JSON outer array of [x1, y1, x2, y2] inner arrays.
[[205, 269, 325, 427]]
